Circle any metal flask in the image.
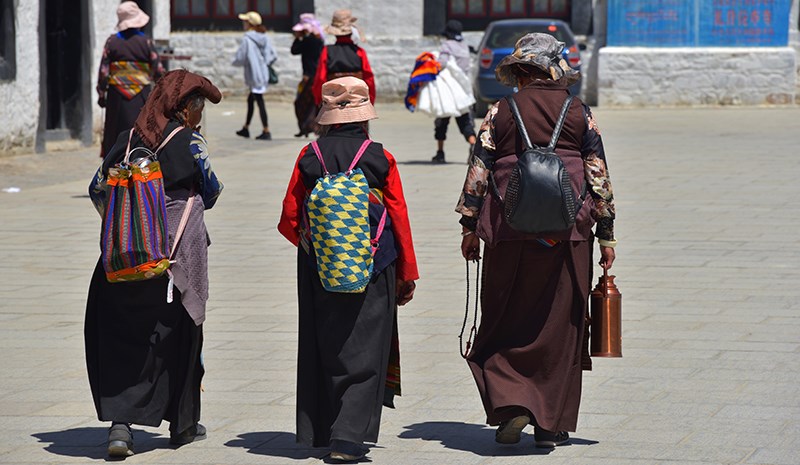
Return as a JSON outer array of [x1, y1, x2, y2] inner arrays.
[[590, 268, 622, 357]]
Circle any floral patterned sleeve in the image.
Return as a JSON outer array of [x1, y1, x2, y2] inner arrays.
[[190, 131, 224, 210], [581, 104, 616, 243], [455, 102, 501, 231]]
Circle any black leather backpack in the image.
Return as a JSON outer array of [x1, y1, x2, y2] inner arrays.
[[500, 94, 580, 234]]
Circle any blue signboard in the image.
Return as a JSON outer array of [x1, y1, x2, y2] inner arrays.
[[607, 0, 791, 47]]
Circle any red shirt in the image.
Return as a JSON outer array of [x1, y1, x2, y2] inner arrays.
[[311, 36, 376, 105]]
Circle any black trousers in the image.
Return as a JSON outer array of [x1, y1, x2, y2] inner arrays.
[[246, 92, 269, 127], [434, 110, 475, 141]]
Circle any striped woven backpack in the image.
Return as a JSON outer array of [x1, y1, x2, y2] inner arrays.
[[100, 126, 193, 289], [305, 139, 386, 293]]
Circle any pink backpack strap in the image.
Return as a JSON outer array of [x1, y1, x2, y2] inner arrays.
[[310, 141, 328, 175], [123, 126, 184, 164], [154, 126, 185, 155], [371, 207, 388, 254], [348, 139, 373, 171]]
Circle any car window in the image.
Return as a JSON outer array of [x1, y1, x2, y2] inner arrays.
[[486, 24, 570, 49]]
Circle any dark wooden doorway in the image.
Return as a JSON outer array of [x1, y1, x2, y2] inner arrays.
[[40, 0, 92, 145]]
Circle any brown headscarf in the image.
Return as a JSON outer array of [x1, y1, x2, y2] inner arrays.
[[134, 69, 222, 149]]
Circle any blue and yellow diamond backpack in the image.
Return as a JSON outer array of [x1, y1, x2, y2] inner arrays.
[[305, 139, 387, 293]]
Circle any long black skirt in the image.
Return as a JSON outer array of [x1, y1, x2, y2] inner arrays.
[[294, 76, 318, 136], [101, 86, 150, 158], [295, 248, 396, 448], [84, 260, 203, 434]]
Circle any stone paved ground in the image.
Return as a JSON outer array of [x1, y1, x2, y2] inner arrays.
[[0, 99, 798, 465]]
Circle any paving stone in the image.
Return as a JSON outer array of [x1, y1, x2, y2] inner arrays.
[[1, 101, 799, 464]]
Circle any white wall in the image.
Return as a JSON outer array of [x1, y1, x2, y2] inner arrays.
[[0, 1, 40, 153], [598, 47, 796, 107]]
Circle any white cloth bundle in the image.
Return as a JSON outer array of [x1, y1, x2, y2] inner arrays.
[[416, 52, 476, 118]]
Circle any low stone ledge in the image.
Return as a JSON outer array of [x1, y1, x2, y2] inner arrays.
[[598, 47, 797, 107]]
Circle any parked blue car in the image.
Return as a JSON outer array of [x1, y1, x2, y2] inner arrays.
[[472, 19, 583, 115]]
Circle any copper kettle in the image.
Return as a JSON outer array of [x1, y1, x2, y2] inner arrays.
[[590, 267, 622, 357]]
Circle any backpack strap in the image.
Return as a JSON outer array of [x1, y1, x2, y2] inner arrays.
[[166, 190, 195, 304], [506, 94, 574, 151], [123, 126, 185, 164], [548, 96, 574, 150], [505, 95, 534, 150], [310, 141, 328, 175], [348, 139, 373, 171], [310, 139, 373, 175]]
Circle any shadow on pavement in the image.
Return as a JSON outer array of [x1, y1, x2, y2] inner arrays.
[[225, 431, 328, 460], [32, 426, 166, 461], [399, 422, 597, 456], [397, 160, 468, 166]]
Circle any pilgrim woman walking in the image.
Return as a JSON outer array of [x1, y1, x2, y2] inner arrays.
[[311, 10, 375, 106], [86, 70, 224, 457], [279, 77, 418, 462], [290, 13, 325, 137], [456, 33, 617, 448], [96, 1, 163, 158]]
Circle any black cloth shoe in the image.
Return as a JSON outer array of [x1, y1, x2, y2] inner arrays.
[[169, 423, 207, 446], [236, 127, 250, 138], [534, 428, 570, 448], [431, 150, 446, 164], [107, 423, 134, 457], [495, 414, 530, 444], [256, 131, 272, 140], [329, 439, 367, 462]]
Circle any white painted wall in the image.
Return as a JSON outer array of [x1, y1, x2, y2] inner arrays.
[[0, 1, 40, 152], [598, 47, 796, 107]]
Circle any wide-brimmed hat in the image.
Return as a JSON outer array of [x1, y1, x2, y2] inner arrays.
[[316, 77, 377, 125], [325, 9, 357, 36], [442, 19, 463, 41], [495, 33, 580, 87], [292, 12, 324, 37], [238, 11, 262, 26], [116, 1, 149, 31]]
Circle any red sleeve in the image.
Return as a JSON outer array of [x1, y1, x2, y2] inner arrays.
[[278, 146, 310, 246], [382, 149, 418, 281], [312, 47, 328, 105], [357, 47, 376, 104]]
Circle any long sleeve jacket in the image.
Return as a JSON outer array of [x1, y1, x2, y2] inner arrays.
[[456, 82, 616, 246]]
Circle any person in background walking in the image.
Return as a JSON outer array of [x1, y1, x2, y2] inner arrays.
[[432, 19, 476, 164], [291, 13, 325, 138], [278, 77, 418, 463], [233, 11, 277, 141], [456, 33, 617, 449], [96, 1, 163, 158], [87, 70, 224, 458], [312, 10, 375, 106]]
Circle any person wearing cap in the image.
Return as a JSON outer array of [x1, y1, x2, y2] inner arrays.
[[233, 11, 278, 140], [96, 1, 164, 158], [311, 10, 375, 106], [279, 77, 418, 462], [291, 13, 325, 137], [432, 19, 476, 163], [456, 33, 617, 448], [87, 70, 224, 458]]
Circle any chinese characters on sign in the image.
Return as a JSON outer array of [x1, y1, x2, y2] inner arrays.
[[607, 0, 790, 47]]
